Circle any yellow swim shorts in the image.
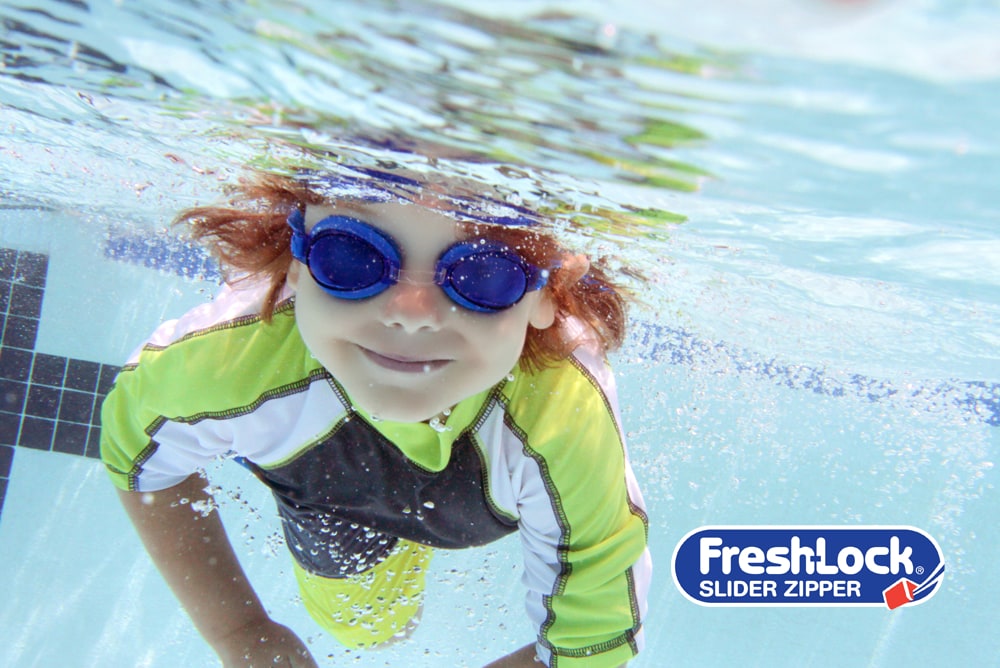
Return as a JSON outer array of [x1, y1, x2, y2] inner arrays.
[[292, 539, 433, 648]]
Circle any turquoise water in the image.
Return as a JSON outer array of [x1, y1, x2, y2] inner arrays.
[[1, 1, 998, 666]]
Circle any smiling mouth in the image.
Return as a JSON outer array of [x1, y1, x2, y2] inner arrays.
[[359, 346, 452, 373]]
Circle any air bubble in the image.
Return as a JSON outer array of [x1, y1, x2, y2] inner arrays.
[[428, 416, 452, 432]]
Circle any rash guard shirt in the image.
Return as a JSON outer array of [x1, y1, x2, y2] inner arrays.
[[100, 283, 651, 667]]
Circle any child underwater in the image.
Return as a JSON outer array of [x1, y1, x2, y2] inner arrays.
[[100, 168, 651, 667]]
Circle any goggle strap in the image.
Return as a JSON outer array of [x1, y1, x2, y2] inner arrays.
[[528, 262, 557, 291]]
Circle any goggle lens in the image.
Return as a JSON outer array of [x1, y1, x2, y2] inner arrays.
[[309, 232, 388, 292], [445, 252, 530, 311]]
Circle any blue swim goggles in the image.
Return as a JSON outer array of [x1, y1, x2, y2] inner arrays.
[[288, 209, 551, 313]]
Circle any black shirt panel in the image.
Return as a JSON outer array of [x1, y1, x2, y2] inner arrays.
[[246, 415, 518, 577]]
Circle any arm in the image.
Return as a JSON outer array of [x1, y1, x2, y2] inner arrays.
[[504, 352, 650, 668], [117, 473, 316, 668]]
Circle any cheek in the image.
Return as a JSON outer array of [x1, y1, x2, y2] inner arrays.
[[286, 261, 302, 291], [293, 283, 356, 343], [464, 311, 532, 360]]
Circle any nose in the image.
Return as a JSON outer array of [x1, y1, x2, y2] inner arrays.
[[379, 278, 449, 332]]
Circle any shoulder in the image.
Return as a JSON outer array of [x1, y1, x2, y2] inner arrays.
[[125, 282, 291, 362], [109, 282, 314, 414], [502, 320, 622, 456], [509, 316, 617, 407]]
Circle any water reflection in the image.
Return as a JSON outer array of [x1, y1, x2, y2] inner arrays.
[[1, 0, 713, 242]]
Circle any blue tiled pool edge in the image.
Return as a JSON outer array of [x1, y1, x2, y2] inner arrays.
[[630, 322, 1000, 428]]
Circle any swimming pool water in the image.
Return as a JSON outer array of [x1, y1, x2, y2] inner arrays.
[[1, 1, 998, 666]]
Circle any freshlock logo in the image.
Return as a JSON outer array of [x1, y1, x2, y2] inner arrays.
[[672, 526, 945, 608]]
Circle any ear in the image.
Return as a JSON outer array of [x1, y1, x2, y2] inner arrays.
[[527, 253, 590, 330], [558, 253, 590, 287], [528, 290, 556, 330]]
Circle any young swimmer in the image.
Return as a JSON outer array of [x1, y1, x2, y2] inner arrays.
[[100, 172, 651, 667]]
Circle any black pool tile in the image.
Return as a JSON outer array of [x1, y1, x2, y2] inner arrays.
[[98, 364, 119, 394], [0, 412, 19, 446], [58, 389, 94, 424], [0, 379, 27, 414], [86, 426, 102, 459], [0, 443, 13, 476], [0, 280, 11, 313], [0, 347, 32, 381], [31, 353, 66, 387], [92, 394, 105, 427], [0, 478, 8, 516], [66, 359, 101, 393], [25, 385, 61, 420], [9, 284, 44, 319], [13, 252, 48, 288], [1, 315, 38, 349], [54, 422, 88, 456], [19, 416, 54, 451], [0, 248, 16, 280]]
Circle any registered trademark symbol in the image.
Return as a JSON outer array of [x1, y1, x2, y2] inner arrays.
[[915, 566, 924, 575]]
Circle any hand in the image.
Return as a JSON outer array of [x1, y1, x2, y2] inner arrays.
[[215, 617, 318, 668]]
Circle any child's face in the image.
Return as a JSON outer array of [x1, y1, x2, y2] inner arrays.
[[287, 201, 556, 423]]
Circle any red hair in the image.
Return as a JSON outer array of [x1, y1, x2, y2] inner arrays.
[[176, 173, 628, 371]]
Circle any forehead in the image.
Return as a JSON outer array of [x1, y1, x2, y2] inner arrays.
[[304, 199, 525, 243], [304, 201, 460, 238]]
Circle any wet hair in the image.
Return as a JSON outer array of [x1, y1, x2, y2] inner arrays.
[[176, 173, 628, 371]]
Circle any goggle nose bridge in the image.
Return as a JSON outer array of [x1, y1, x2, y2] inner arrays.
[[394, 268, 443, 287]]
